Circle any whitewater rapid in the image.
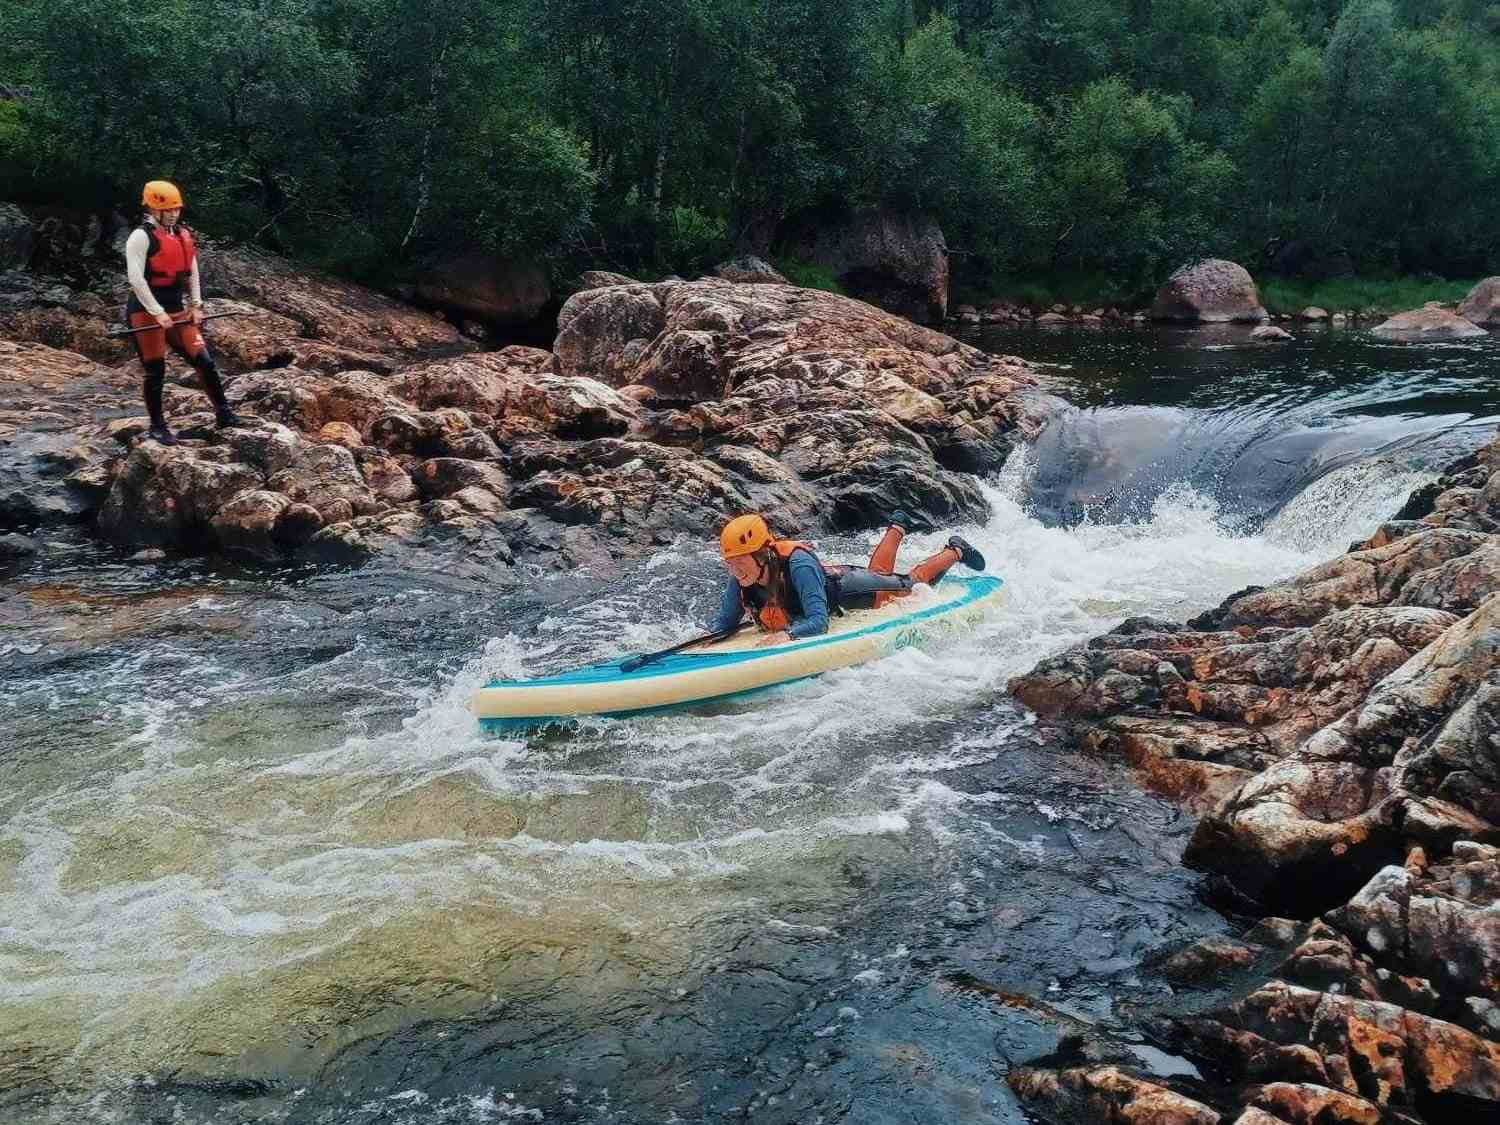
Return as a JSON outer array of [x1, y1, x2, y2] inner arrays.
[[0, 437, 1435, 1125]]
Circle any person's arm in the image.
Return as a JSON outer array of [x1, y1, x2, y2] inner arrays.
[[710, 576, 745, 633], [188, 255, 203, 310], [785, 553, 830, 638], [125, 229, 167, 317]]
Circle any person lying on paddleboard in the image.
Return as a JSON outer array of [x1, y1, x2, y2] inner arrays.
[[712, 512, 986, 646]]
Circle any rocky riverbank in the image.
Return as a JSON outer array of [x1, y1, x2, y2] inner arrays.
[[1, 225, 1056, 574], [1007, 443, 1500, 1123]]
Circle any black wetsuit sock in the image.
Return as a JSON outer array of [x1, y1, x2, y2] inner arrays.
[[143, 363, 168, 430], [193, 357, 231, 414]]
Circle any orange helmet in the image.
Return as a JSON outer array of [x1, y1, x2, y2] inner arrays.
[[142, 180, 184, 210], [720, 513, 773, 559]]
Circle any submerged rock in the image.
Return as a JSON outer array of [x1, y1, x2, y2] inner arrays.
[[1151, 260, 1268, 324], [1251, 325, 1293, 342], [1371, 308, 1487, 341]]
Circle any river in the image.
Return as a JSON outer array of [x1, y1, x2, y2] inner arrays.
[[3, 322, 1498, 1123]]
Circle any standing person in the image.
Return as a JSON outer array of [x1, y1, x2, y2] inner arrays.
[[711, 512, 986, 646], [125, 180, 243, 445]]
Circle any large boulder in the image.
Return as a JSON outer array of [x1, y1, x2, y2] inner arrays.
[[1151, 259, 1268, 323], [411, 252, 551, 329], [790, 209, 949, 323], [0, 203, 34, 270], [1457, 278, 1500, 327], [1371, 308, 1486, 341]]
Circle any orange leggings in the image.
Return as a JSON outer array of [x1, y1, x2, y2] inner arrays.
[[865, 525, 961, 607], [128, 310, 209, 364]]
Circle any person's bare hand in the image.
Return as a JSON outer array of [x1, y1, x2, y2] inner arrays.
[[756, 631, 791, 647], [189, 306, 204, 325], [154, 312, 174, 330]]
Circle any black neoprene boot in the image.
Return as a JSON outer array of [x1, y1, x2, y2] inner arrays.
[[143, 368, 178, 445], [193, 356, 244, 427], [947, 535, 986, 571]]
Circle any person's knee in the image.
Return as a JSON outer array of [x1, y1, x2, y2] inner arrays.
[[142, 358, 167, 382]]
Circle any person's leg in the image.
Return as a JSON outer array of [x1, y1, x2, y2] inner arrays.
[[908, 546, 962, 586], [129, 311, 175, 444], [837, 567, 913, 611], [908, 535, 986, 585], [868, 524, 903, 575], [167, 322, 241, 426]]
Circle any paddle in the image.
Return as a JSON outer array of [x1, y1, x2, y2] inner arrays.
[[620, 620, 748, 673], [106, 311, 259, 338]]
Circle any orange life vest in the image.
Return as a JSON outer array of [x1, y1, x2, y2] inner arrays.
[[741, 540, 830, 632], [142, 223, 197, 291]]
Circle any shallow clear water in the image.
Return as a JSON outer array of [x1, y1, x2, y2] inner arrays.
[[2, 324, 1497, 1123]]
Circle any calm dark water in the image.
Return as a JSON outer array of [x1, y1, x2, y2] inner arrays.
[[2, 321, 1497, 1124]]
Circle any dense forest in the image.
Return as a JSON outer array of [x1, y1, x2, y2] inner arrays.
[[1, 0, 1497, 299]]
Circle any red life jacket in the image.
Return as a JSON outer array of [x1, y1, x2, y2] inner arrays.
[[741, 540, 832, 632], [142, 223, 197, 291]]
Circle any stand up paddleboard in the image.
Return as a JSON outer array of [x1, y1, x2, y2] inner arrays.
[[472, 574, 1006, 731]]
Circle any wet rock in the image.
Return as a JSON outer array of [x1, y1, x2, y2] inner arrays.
[[98, 443, 263, 549], [1155, 935, 1262, 984], [788, 207, 949, 322], [1245, 1082, 1380, 1124], [1458, 277, 1500, 327], [713, 256, 786, 284], [0, 340, 134, 528], [1327, 857, 1500, 1018], [265, 440, 381, 522], [411, 251, 550, 329], [1251, 326, 1294, 342], [1235, 982, 1500, 1109], [7, 252, 1047, 568], [209, 489, 293, 561], [1214, 529, 1488, 627], [302, 510, 425, 565], [1300, 307, 1330, 322], [1007, 1064, 1221, 1124], [1151, 260, 1268, 324], [0, 531, 38, 558], [355, 449, 417, 504], [1395, 540, 1500, 612], [1371, 308, 1486, 341], [413, 457, 509, 501]]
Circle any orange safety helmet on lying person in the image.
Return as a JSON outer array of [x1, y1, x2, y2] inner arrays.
[[720, 513, 775, 558]]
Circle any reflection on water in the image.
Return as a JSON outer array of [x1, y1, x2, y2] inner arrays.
[[3, 323, 1497, 1122]]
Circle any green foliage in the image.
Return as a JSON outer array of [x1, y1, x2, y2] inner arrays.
[[1, 0, 1496, 295], [775, 258, 845, 293], [1259, 276, 1482, 314]]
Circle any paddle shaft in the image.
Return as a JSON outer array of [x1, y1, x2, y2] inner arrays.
[[620, 620, 749, 673], [107, 311, 256, 338]]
